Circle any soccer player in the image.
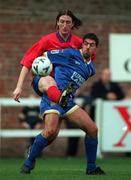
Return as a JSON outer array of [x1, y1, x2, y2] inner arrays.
[[13, 10, 83, 103], [13, 9, 99, 175], [20, 33, 105, 175], [13, 10, 96, 104]]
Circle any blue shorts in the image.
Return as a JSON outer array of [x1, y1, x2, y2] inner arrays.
[[40, 94, 78, 117], [32, 76, 43, 96], [32, 76, 78, 117]]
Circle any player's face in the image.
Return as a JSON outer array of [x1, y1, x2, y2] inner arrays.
[[57, 15, 74, 36], [82, 38, 96, 60]]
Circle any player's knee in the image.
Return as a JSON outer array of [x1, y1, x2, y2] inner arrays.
[[43, 128, 58, 141], [38, 76, 57, 92], [87, 124, 98, 138], [91, 125, 98, 138]]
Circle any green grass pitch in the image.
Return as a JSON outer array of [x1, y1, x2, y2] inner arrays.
[[0, 157, 131, 180]]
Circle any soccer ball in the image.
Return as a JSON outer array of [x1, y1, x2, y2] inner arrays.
[[32, 56, 53, 76]]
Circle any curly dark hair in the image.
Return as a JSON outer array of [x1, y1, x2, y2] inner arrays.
[[55, 10, 82, 29], [83, 33, 99, 47]]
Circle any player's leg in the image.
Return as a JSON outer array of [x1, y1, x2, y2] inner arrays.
[[21, 113, 61, 174], [38, 76, 62, 102], [33, 75, 74, 107], [66, 107, 105, 175], [66, 107, 97, 137]]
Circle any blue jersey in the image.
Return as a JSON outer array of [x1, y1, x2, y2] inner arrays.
[[32, 48, 96, 117], [47, 48, 96, 92]]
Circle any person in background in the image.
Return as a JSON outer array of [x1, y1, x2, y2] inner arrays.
[[18, 94, 43, 156], [90, 68, 125, 119]]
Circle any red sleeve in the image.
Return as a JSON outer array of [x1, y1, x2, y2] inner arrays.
[[91, 51, 96, 61], [20, 36, 49, 69]]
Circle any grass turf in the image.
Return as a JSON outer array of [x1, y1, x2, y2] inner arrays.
[[0, 157, 131, 180]]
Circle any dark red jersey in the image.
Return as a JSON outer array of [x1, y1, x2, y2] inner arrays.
[[20, 32, 82, 69]]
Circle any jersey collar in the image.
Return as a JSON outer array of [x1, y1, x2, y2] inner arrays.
[[56, 31, 71, 43]]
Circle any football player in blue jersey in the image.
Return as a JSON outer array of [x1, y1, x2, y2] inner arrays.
[[20, 33, 105, 175]]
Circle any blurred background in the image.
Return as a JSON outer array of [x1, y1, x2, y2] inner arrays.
[[0, 0, 131, 158]]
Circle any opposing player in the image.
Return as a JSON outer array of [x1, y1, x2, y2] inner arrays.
[[20, 33, 105, 175], [13, 10, 83, 104], [13, 10, 96, 104]]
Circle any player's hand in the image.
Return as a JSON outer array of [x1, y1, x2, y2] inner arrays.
[[12, 87, 22, 102]]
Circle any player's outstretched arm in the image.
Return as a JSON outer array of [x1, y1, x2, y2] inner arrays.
[[13, 66, 30, 102]]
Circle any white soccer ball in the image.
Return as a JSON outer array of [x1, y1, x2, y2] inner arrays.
[[32, 56, 53, 76]]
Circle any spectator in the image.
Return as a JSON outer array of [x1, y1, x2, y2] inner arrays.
[[90, 68, 125, 119]]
